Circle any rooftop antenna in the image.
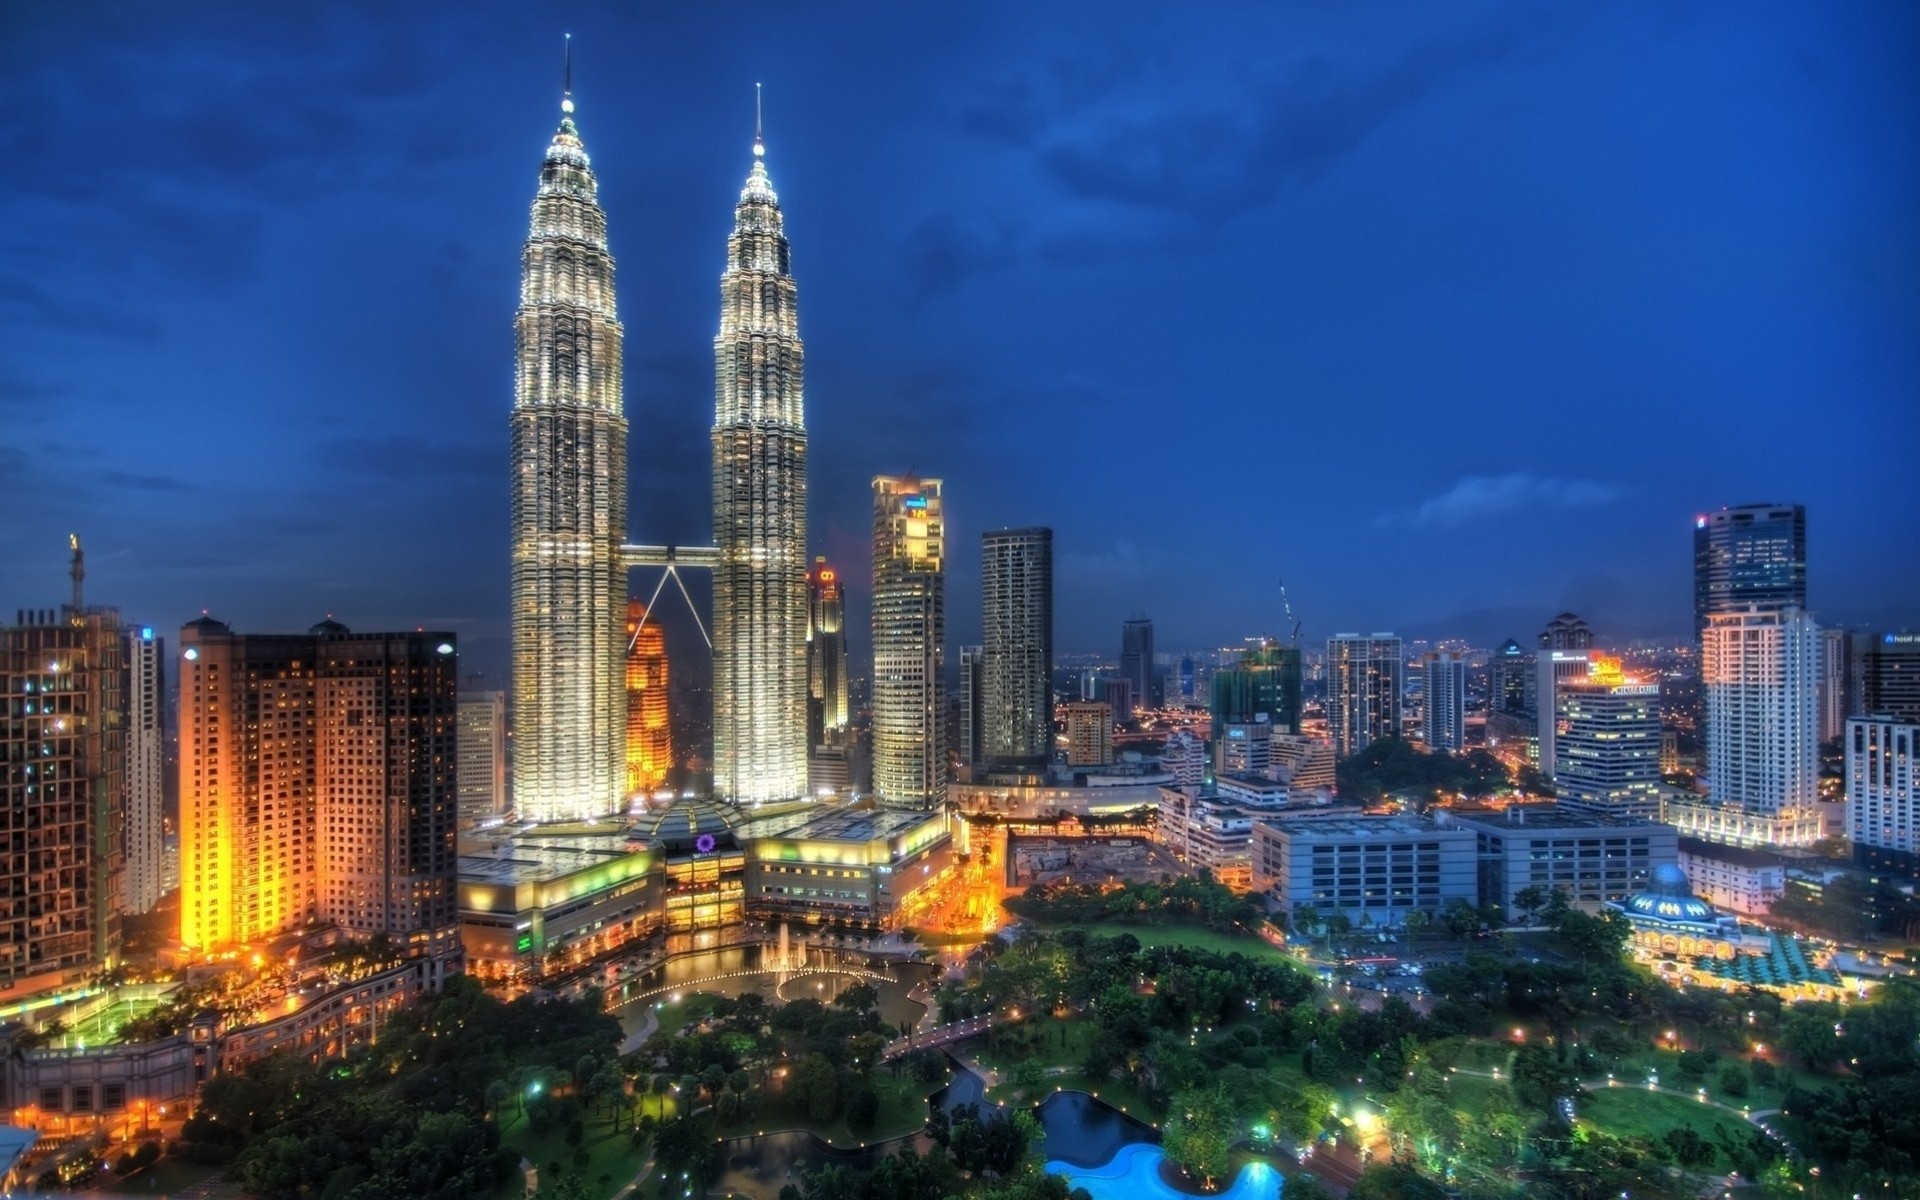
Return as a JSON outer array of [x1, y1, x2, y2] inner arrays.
[[68, 533, 83, 611], [562, 33, 574, 115], [754, 82, 764, 156]]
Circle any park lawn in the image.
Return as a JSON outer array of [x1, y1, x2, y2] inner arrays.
[[1576, 1087, 1757, 1171], [1612, 1047, 1823, 1113], [727, 1065, 936, 1147], [100, 1157, 226, 1194], [495, 1114, 650, 1200], [1037, 920, 1297, 967]]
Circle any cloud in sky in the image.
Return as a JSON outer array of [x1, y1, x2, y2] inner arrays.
[[1382, 474, 1629, 529]]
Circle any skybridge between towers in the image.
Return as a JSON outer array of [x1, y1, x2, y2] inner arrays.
[[621, 544, 720, 650]]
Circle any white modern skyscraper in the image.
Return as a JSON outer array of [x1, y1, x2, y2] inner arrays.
[[981, 528, 1053, 768], [1704, 607, 1819, 819], [1326, 634, 1403, 758], [871, 477, 945, 808], [712, 115, 809, 807], [1420, 651, 1466, 753], [124, 626, 165, 914], [458, 690, 508, 824], [509, 81, 628, 823], [1554, 657, 1662, 819]]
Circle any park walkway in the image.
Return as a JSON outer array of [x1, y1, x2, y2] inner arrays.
[[1449, 1065, 1796, 1156]]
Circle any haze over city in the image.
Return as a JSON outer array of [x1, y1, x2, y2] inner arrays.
[[2, 2, 1916, 676]]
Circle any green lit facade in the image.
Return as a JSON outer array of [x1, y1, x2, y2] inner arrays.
[[1210, 640, 1303, 743]]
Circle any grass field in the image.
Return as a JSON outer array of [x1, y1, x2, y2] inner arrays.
[[1038, 921, 1297, 966], [1577, 1087, 1757, 1170], [724, 1065, 935, 1146], [495, 1114, 649, 1200]]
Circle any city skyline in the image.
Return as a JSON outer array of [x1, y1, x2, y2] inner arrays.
[[2, 5, 1917, 675]]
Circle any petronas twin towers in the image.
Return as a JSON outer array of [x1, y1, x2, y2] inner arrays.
[[511, 80, 808, 822]]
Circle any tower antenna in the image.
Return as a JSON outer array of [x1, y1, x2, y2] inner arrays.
[[562, 33, 574, 114], [754, 82, 764, 155]]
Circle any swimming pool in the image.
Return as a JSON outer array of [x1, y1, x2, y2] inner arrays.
[[1045, 1143, 1283, 1200]]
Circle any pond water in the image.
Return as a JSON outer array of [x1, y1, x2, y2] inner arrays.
[[1035, 1089, 1157, 1167], [1046, 1143, 1283, 1200]]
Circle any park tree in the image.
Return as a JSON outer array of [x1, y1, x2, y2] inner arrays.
[[1161, 1084, 1236, 1189]]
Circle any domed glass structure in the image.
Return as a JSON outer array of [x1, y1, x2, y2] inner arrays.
[[1621, 863, 1718, 925]]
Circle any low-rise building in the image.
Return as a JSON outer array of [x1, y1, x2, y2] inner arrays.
[[1159, 785, 1359, 893], [1251, 818, 1476, 926], [1677, 837, 1787, 916], [1437, 804, 1677, 920]]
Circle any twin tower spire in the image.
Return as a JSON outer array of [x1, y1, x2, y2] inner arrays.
[[510, 48, 809, 822]]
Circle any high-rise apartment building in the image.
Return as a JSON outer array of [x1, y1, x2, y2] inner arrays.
[[806, 558, 850, 744], [956, 645, 985, 770], [981, 528, 1053, 768], [1818, 628, 1854, 744], [1693, 503, 1806, 640], [1702, 607, 1819, 820], [871, 477, 945, 808], [457, 689, 507, 825], [1064, 702, 1114, 767], [1, 600, 124, 1000], [179, 619, 460, 979], [624, 601, 672, 797], [1326, 634, 1403, 759], [1554, 656, 1662, 819], [510, 82, 628, 823], [1121, 618, 1158, 710], [1855, 632, 1920, 724], [124, 626, 165, 915], [711, 122, 810, 808], [1846, 715, 1917, 877], [1421, 651, 1467, 752]]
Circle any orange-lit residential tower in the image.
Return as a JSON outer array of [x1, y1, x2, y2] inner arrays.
[[178, 618, 461, 979], [625, 600, 672, 797]]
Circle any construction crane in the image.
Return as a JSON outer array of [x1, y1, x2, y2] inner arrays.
[[1278, 578, 1302, 645]]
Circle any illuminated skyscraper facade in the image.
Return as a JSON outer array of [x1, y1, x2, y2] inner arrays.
[[1554, 656, 1662, 819], [712, 126, 809, 807], [1693, 503, 1806, 641], [1421, 651, 1467, 752], [1326, 634, 1402, 759], [981, 527, 1053, 768], [1, 603, 124, 1000], [625, 600, 673, 797], [1703, 607, 1818, 819], [807, 558, 849, 744], [179, 619, 460, 977], [871, 477, 945, 808], [510, 85, 628, 823], [457, 689, 507, 825], [124, 626, 165, 914]]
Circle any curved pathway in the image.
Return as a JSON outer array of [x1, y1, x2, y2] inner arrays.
[[1447, 1066, 1797, 1155]]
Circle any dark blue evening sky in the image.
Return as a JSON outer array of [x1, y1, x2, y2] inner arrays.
[[2, 2, 1915, 677]]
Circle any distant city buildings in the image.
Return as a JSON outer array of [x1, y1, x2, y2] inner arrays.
[[624, 600, 672, 797], [179, 618, 461, 982], [457, 688, 508, 825], [1818, 628, 1853, 744], [1326, 634, 1402, 758], [1854, 632, 1920, 723], [981, 528, 1053, 769], [1121, 618, 1159, 709], [870, 477, 946, 808], [1535, 613, 1593, 782], [1420, 651, 1466, 752], [1553, 656, 1662, 820]]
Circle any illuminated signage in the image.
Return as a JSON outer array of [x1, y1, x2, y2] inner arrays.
[[904, 496, 927, 511]]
